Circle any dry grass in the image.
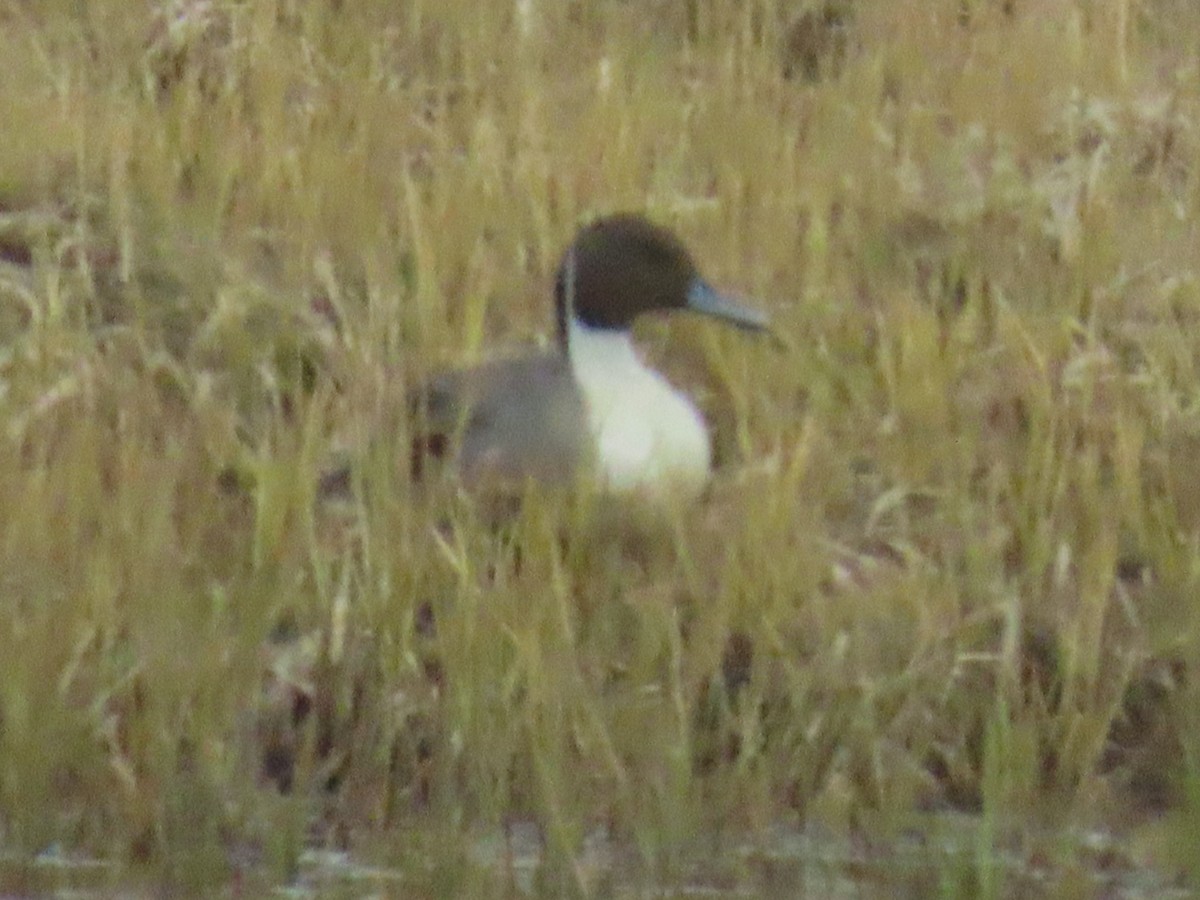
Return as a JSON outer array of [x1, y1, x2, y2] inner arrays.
[[2, 0, 1200, 895]]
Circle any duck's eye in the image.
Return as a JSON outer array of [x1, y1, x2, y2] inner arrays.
[[631, 236, 675, 269]]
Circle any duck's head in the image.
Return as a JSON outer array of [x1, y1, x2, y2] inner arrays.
[[554, 214, 771, 349]]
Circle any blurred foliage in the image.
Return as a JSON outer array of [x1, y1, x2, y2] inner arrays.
[[1, 0, 1200, 895]]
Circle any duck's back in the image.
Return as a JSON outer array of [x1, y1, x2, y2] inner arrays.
[[419, 352, 590, 489]]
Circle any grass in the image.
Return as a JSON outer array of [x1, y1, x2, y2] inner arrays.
[[1, 0, 1200, 895]]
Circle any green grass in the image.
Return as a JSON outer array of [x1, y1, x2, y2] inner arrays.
[[2, 0, 1200, 895]]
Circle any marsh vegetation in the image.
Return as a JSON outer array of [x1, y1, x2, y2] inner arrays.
[[1, 0, 1200, 896]]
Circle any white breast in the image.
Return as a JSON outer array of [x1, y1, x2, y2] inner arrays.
[[568, 320, 712, 500]]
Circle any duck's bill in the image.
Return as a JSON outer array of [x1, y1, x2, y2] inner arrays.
[[686, 279, 772, 333]]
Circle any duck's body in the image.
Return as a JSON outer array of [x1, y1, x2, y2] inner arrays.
[[332, 214, 769, 502], [565, 317, 712, 497], [419, 349, 587, 488]]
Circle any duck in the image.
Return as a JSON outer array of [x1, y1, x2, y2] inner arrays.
[[325, 213, 772, 502]]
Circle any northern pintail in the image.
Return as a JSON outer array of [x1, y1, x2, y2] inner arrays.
[[328, 214, 771, 501]]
